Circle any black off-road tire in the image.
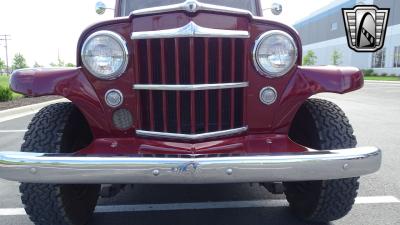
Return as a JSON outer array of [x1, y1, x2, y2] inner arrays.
[[19, 103, 100, 225], [285, 98, 359, 223]]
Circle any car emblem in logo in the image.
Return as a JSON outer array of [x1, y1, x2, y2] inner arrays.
[[342, 5, 390, 52]]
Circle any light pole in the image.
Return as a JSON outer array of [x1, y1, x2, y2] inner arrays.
[[0, 34, 11, 75]]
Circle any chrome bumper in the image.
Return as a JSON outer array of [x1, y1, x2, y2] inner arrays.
[[0, 147, 381, 184]]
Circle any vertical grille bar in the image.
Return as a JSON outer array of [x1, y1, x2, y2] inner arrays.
[[204, 38, 210, 133], [194, 38, 205, 133], [164, 39, 177, 133], [160, 39, 168, 132], [242, 39, 248, 126], [230, 39, 236, 129], [174, 38, 182, 133], [217, 38, 223, 130], [133, 40, 142, 129], [207, 38, 217, 132], [189, 38, 196, 134], [150, 40, 164, 132], [138, 40, 150, 130], [146, 40, 155, 130]]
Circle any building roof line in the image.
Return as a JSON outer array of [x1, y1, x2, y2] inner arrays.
[[294, 0, 355, 28]]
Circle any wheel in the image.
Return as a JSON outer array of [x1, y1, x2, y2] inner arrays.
[[285, 98, 359, 223], [19, 103, 100, 225]]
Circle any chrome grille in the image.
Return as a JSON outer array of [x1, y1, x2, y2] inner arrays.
[[133, 37, 247, 140]]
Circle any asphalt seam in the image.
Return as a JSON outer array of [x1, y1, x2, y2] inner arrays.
[[0, 196, 398, 216]]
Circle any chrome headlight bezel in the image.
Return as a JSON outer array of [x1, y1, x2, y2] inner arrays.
[[253, 30, 298, 78], [81, 30, 129, 80]]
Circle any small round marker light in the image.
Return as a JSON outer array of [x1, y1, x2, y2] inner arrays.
[[105, 89, 123, 108], [259, 87, 277, 105]]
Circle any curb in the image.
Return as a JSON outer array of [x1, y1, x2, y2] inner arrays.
[[0, 98, 69, 123]]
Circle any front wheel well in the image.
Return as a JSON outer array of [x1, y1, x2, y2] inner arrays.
[[288, 98, 357, 150], [61, 103, 94, 153]]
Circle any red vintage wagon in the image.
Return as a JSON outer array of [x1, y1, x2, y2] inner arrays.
[[0, 1, 381, 224]]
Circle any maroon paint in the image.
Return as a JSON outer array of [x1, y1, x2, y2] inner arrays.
[[113, 0, 264, 18], [10, 11, 364, 155], [10, 68, 109, 137], [77, 133, 305, 155]]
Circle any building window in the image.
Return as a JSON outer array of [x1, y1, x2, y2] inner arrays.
[[394, 46, 400, 68], [371, 48, 386, 68], [331, 22, 338, 31]]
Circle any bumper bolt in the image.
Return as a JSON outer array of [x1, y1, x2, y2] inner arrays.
[[226, 168, 233, 175], [152, 169, 160, 176], [343, 163, 350, 170]]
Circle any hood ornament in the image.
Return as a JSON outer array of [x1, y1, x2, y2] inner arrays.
[[185, 0, 199, 13]]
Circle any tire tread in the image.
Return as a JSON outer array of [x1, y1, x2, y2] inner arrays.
[[19, 103, 98, 225], [285, 99, 359, 222]]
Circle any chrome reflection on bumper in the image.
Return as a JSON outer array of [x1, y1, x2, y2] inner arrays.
[[0, 147, 381, 184]]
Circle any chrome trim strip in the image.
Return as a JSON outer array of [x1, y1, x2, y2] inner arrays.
[[133, 82, 248, 91], [0, 147, 381, 184], [130, 0, 253, 17], [131, 21, 250, 39], [136, 127, 248, 140]]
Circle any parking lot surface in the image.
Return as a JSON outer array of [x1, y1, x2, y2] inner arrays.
[[0, 81, 399, 225]]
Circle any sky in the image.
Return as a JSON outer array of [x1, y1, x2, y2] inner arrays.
[[0, 0, 332, 67]]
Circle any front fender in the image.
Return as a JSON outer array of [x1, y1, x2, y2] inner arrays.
[[10, 68, 110, 137], [273, 66, 364, 133], [294, 66, 364, 94]]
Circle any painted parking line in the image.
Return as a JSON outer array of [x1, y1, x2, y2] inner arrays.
[[0, 130, 27, 133], [0, 208, 26, 216], [365, 80, 400, 85], [0, 111, 37, 124], [0, 196, 398, 216], [354, 196, 400, 204]]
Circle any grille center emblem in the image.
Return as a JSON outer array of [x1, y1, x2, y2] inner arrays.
[[185, 0, 199, 13], [342, 5, 390, 52]]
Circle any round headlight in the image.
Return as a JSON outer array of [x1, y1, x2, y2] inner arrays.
[[81, 31, 128, 80], [253, 30, 297, 78]]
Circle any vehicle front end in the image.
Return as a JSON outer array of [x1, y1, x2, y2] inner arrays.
[[1, 0, 381, 224]]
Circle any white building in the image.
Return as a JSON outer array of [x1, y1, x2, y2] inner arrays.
[[294, 0, 400, 75]]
